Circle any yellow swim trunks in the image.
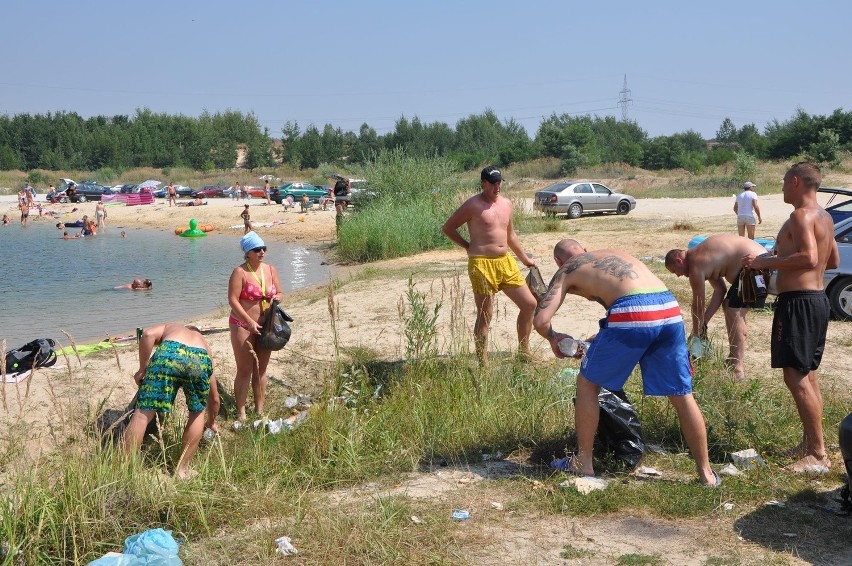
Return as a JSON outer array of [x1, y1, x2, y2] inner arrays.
[[468, 254, 526, 295]]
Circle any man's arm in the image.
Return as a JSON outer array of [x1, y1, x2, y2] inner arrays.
[[688, 272, 708, 337], [442, 202, 472, 250], [733, 201, 739, 214], [533, 271, 571, 357], [828, 237, 840, 270], [753, 198, 761, 224], [703, 277, 727, 331], [134, 324, 165, 385]]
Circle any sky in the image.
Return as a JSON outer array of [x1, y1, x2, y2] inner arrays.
[[3, 0, 851, 140]]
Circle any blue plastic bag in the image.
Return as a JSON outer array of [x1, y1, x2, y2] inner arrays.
[[87, 528, 182, 565]]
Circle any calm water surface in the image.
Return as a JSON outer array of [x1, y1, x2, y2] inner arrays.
[[0, 220, 332, 347]]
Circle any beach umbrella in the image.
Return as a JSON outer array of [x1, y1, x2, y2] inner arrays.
[[138, 180, 161, 189]]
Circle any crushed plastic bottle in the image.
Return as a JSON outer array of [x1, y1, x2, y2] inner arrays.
[[558, 338, 589, 357]]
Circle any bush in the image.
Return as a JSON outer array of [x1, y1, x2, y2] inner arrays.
[[733, 150, 757, 182]]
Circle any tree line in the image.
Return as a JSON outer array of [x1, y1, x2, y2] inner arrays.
[[1, 106, 850, 174]]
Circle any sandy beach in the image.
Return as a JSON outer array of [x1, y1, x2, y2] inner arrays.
[[3, 189, 852, 564]]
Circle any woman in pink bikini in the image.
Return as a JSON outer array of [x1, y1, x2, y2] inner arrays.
[[228, 231, 284, 426]]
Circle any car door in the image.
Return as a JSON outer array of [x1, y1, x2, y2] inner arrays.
[[573, 183, 595, 210], [592, 183, 616, 211]]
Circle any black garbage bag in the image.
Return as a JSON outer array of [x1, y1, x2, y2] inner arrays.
[[596, 388, 645, 469]]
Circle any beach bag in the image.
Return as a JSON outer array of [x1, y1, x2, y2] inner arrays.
[[258, 299, 293, 351], [525, 265, 548, 302], [4, 338, 57, 374], [596, 388, 645, 469]]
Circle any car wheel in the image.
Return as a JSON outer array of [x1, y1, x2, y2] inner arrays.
[[568, 203, 583, 219], [78, 195, 87, 203], [616, 200, 631, 215], [828, 276, 852, 321]]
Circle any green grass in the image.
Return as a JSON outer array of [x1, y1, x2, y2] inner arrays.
[[3, 272, 851, 564]]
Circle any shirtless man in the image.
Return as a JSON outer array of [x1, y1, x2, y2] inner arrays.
[[167, 181, 177, 207], [743, 162, 839, 473], [95, 201, 107, 232], [533, 238, 718, 486], [123, 323, 218, 479], [442, 165, 537, 363], [664, 234, 771, 380]]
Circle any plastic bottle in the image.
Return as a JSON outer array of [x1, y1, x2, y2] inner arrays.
[[558, 338, 589, 357], [754, 272, 768, 299]]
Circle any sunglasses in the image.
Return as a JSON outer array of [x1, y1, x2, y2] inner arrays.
[[250, 246, 267, 253]]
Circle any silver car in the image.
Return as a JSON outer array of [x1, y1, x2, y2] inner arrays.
[[534, 181, 636, 219], [827, 216, 852, 320]]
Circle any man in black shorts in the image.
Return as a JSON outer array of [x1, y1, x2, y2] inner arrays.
[[665, 234, 771, 380], [744, 162, 839, 473]]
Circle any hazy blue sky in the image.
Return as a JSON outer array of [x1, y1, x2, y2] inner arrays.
[[3, 0, 850, 139]]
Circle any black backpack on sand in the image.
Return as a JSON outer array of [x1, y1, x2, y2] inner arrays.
[[4, 338, 58, 374]]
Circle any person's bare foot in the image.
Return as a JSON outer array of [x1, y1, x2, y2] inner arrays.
[[175, 468, 199, 480], [787, 454, 831, 474], [780, 443, 806, 459]]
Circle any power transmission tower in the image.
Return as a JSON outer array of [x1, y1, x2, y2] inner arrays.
[[617, 74, 632, 121]]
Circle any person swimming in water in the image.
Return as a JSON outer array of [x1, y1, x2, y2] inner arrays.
[[116, 279, 152, 290]]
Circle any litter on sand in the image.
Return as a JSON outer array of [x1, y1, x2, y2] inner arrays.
[[730, 448, 766, 470], [274, 536, 298, 556]]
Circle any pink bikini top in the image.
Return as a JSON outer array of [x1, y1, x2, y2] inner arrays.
[[240, 281, 277, 302], [239, 266, 277, 302]]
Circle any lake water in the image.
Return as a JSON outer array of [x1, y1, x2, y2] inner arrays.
[[0, 220, 333, 348]]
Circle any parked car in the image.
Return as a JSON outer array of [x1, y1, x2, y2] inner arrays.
[[244, 185, 267, 198], [826, 216, 852, 320], [153, 185, 193, 198], [270, 182, 327, 205], [67, 181, 115, 203], [117, 184, 142, 194], [191, 185, 227, 199], [819, 187, 852, 224], [534, 181, 636, 219]]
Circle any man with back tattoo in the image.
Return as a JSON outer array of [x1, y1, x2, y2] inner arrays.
[[533, 238, 718, 487], [743, 162, 839, 474]]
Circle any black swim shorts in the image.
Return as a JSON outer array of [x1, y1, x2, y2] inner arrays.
[[770, 290, 830, 375]]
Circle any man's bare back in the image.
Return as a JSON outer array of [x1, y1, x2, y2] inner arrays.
[[688, 235, 769, 283], [544, 249, 664, 309]]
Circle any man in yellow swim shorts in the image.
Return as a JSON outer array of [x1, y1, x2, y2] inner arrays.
[[443, 165, 537, 363]]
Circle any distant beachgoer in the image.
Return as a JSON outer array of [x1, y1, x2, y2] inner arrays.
[[264, 180, 272, 205], [121, 230, 127, 238], [167, 182, 177, 207], [19, 200, 28, 226], [23, 184, 35, 207], [228, 231, 283, 425], [61, 231, 80, 240], [282, 194, 294, 211], [95, 202, 107, 232], [2, 214, 10, 226], [300, 193, 310, 212], [116, 279, 153, 290], [122, 323, 217, 479], [241, 204, 252, 234], [47, 184, 58, 203], [233, 182, 242, 201], [734, 182, 762, 239]]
